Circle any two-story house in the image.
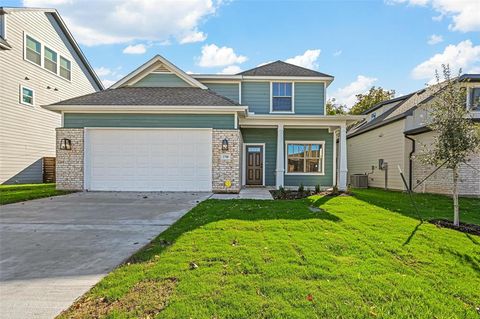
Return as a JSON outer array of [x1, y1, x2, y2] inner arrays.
[[347, 74, 480, 196], [43, 55, 363, 193], [0, 7, 102, 184]]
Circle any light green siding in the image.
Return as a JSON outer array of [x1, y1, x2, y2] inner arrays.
[[241, 82, 270, 114], [241, 128, 277, 186], [205, 83, 240, 103], [132, 73, 191, 87], [284, 129, 334, 187], [64, 113, 235, 129], [294, 82, 325, 115]]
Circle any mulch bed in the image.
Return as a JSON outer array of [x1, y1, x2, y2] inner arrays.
[[270, 190, 350, 200], [429, 219, 480, 236]]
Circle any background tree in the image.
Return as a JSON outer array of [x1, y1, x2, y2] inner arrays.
[[419, 65, 480, 226], [349, 86, 395, 115], [326, 99, 347, 115]]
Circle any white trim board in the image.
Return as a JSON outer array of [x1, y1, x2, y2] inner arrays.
[[242, 143, 266, 186], [284, 140, 326, 176]]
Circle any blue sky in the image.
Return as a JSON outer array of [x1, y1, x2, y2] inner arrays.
[[7, 0, 480, 107]]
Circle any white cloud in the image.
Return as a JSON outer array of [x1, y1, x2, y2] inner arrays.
[[333, 50, 342, 57], [123, 44, 147, 54], [197, 44, 247, 67], [331, 75, 378, 107], [179, 30, 207, 44], [219, 65, 242, 74], [23, 0, 222, 46], [101, 79, 117, 88], [94, 67, 111, 77], [412, 40, 480, 81], [427, 34, 443, 45], [391, 0, 480, 32], [285, 49, 321, 69]]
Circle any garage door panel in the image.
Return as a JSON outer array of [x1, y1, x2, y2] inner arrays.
[[86, 129, 212, 191]]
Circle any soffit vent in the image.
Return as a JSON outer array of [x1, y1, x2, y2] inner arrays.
[[152, 63, 171, 73]]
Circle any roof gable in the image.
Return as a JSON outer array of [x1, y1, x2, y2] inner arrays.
[[238, 60, 333, 78], [111, 55, 207, 89]]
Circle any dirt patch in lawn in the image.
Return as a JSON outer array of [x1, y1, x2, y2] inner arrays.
[[57, 277, 177, 319], [430, 219, 480, 236], [270, 189, 351, 200]]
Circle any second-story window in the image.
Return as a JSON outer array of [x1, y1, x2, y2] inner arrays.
[[272, 82, 293, 112], [44, 46, 58, 74], [60, 56, 71, 80], [26, 35, 41, 65], [470, 88, 480, 111]]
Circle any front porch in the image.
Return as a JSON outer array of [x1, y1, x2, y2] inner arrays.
[[238, 114, 359, 191]]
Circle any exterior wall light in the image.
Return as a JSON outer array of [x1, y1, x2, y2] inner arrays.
[[60, 138, 72, 150], [222, 138, 229, 151]]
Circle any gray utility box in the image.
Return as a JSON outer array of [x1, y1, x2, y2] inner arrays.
[[351, 174, 368, 188]]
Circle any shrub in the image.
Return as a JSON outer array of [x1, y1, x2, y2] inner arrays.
[[315, 184, 321, 194], [298, 184, 304, 193], [332, 185, 339, 195]]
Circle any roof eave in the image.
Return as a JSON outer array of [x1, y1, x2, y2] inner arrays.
[[42, 104, 248, 114]]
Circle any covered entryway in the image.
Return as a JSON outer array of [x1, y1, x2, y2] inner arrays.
[[85, 129, 212, 191]]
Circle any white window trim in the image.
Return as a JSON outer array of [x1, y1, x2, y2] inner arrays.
[[19, 85, 35, 106], [270, 81, 295, 114], [1, 13, 7, 40], [242, 143, 266, 186], [467, 86, 480, 111], [23, 32, 72, 82], [285, 140, 325, 176]]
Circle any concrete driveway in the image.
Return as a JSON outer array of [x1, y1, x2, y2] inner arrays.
[[0, 191, 211, 319]]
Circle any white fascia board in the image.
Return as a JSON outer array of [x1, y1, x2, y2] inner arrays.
[[242, 76, 334, 82], [42, 104, 248, 114], [192, 74, 243, 80], [111, 55, 208, 90], [239, 114, 365, 127]]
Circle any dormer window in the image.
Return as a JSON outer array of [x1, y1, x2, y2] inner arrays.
[[470, 88, 480, 111], [271, 82, 293, 112]]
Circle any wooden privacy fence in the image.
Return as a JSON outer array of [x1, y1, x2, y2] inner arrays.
[[43, 157, 56, 183]]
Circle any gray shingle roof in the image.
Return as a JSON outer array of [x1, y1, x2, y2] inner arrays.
[[51, 87, 241, 106], [238, 60, 333, 78]]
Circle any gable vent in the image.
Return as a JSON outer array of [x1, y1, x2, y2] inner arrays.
[[152, 63, 171, 73]]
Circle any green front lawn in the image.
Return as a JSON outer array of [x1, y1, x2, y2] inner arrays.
[[0, 183, 72, 205], [59, 190, 479, 319]]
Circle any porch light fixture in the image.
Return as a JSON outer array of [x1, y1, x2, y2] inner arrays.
[[60, 138, 72, 150], [222, 138, 229, 151]]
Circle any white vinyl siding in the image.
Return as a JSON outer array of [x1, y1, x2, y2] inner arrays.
[[0, 10, 99, 184]]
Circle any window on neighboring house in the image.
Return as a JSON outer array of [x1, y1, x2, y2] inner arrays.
[[25, 35, 41, 65], [60, 56, 71, 80], [44, 46, 58, 74], [371, 112, 377, 120], [286, 142, 324, 174], [470, 88, 480, 111], [272, 82, 293, 112], [20, 86, 34, 106]]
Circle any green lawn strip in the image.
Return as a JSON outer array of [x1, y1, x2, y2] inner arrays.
[[0, 183, 72, 205], [58, 193, 480, 319]]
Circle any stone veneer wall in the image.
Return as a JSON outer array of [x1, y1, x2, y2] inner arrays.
[[412, 131, 480, 196], [212, 129, 241, 193], [56, 128, 84, 190]]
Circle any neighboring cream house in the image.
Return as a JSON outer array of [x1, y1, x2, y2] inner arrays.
[[0, 7, 102, 184], [347, 74, 480, 196]]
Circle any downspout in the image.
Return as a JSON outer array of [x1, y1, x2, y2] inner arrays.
[[404, 135, 415, 191]]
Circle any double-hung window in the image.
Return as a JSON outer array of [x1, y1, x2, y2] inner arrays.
[[470, 88, 480, 111], [20, 86, 34, 106], [60, 56, 71, 80], [286, 142, 324, 174], [272, 82, 293, 112], [25, 35, 41, 65], [44, 46, 58, 74]]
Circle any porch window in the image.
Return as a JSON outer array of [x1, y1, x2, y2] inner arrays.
[[272, 82, 293, 112], [286, 142, 324, 174], [470, 88, 480, 111]]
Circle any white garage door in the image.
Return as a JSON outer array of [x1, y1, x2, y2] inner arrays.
[[85, 129, 212, 191]]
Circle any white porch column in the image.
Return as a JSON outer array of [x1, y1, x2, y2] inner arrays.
[[338, 124, 348, 191], [275, 124, 284, 188]]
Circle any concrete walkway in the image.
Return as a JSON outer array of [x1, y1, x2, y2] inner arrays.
[[211, 187, 273, 200], [0, 191, 211, 319]]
